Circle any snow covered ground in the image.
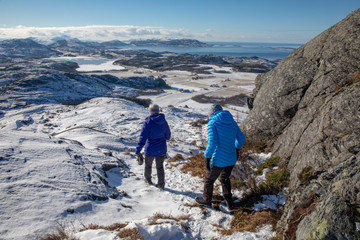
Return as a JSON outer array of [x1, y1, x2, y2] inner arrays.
[[48, 56, 126, 72], [0, 59, 281, 240]]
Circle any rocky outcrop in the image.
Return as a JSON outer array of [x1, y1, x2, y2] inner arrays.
[[241, 9, 360, 239]]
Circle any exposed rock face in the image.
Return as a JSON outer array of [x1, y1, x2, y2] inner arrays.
[[241, 9, 360, 239]]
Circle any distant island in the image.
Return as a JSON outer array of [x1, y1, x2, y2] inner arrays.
[[129, 39, 212, 47]]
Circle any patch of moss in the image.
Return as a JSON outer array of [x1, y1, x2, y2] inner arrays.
[[256, 156, 280, 175]]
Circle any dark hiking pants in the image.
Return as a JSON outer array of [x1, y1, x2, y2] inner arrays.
[[144, 154, 166, 187], [203, 165, 234, 202]]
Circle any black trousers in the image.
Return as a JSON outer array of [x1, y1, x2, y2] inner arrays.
[[144, 154, 166, 187], [203, 165, 234, 202]]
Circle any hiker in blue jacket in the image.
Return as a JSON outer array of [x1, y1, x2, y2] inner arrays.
[[196, 104, 246, 210], [135, 104, 171, 189]]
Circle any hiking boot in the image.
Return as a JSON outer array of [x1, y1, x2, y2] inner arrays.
[[195, 197, 212, 207], [145, 179, 153, 185], [155, 184, 164, 190], [225, 200, 234, 210]]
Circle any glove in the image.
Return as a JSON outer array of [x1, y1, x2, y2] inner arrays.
[[205, 158, 211, 171], [236, 149, 240, 160], [137, 153, 144, 165]]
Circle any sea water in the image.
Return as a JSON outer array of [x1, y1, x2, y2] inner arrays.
[[123, 42, 303, 60]]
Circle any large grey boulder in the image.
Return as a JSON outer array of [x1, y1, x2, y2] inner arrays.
[[241, 9, 360, 239]]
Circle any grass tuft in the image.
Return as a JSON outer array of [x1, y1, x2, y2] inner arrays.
[[151, 212, 190, 222], [181, 153, 207, 178], [80, 222, 142, 240], [215, 208, 281, 235], [117, 227, 143, 240], [38, 224, 79, 240], [81, 223, 128, 232]]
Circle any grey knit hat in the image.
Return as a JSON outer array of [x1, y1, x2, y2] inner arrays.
[[149, 104, 160, 114], [210, 104, 223, 116]]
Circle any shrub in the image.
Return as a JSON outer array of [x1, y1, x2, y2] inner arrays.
[[298, 166, 314, 184], [231, 178, 247, 190], [260, 169, 290, 194], [255, 156, 280, 175], [254, 140, 267, 152]]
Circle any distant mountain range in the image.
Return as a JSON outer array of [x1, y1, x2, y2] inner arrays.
[[129, 39, 211, 47], [0, 38, 279, 73], [0, 38, 212, 58]]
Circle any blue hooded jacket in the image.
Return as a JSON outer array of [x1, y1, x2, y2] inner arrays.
[[204, 110, 246, 167], [135, 113, 171, 157]]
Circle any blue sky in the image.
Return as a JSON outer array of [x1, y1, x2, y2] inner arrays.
[[0, 0, 359, 43]]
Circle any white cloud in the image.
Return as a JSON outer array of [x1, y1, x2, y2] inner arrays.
[[0, 25, 209, 42]]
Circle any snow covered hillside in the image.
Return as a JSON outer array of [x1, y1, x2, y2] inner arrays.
[[1, 58, 282, 240]]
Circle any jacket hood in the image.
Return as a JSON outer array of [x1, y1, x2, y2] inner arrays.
[[209, 110, 235, 125], [147, 113, 166, 125]]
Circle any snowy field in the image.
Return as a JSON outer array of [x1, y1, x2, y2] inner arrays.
[[0, 59, 282, 240]]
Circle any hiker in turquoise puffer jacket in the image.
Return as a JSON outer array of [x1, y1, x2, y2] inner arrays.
[[196, 104, 246, 210]]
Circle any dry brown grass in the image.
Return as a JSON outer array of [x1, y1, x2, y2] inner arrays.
[[81, 223, 128, 232], [183, 202, 209, 216], [123, 150, 130, 155], [149, 212, 190, 225], [167, 153, 185, 163], [181, 153, 207, 178], [80, 222, 142, 240], [167, 153, 186, 169], [215, 208, 281, 235], [117, 228, 143, 240], [38, 225, 79, 240], [334, 72, 360, 93]]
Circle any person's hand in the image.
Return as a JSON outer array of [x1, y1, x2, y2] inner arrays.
[[137, 153, 144, 165], [236, 149, 240, 160], [205, 158, 211, 171]]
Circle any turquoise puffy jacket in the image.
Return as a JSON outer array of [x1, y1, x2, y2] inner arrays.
[[204, 110, 246, 167]]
